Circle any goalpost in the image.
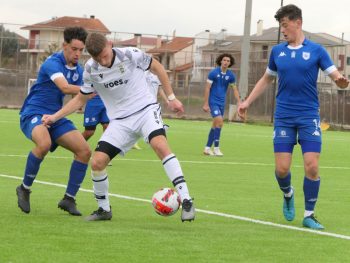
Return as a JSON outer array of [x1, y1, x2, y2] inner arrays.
[[27, 78, 37, 94]]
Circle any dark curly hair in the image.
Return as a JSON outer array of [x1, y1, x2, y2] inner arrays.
[[63, 27, 88, 44], [216, 53, 235, 67], [274, 4, 302, 22]]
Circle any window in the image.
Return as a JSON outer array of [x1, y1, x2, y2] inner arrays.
[[347, 57, 350, 65], [210, 54, 215, 66], [262, 45, 268, 59]]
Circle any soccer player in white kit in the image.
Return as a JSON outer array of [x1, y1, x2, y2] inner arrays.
[[42, 32, 195, 222]]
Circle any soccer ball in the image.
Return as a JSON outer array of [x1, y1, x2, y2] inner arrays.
[[152, 188, 180, 216]]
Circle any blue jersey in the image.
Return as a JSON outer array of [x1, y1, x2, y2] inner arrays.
[[267, 39, 335, 118], [20, 51, 83, 117], [208, 67, 236, 106]]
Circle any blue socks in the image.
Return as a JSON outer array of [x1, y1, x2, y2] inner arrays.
[[303, 176, 320, 211], [214, 128, 222, 147], [276, 172, 320, 214], [23, 151, 43, 187], [206, 127, 222, 148], [23, 152, 87, 198], [275, 171, 292, 194], [206, 128, 215, 147], [66, 160, 88, 198]]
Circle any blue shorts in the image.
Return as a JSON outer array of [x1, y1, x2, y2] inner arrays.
[[20, 114, 76, 142], [84, 102, 109, 127], [209, 104, 224, 118], [273, 115, 322, 153]]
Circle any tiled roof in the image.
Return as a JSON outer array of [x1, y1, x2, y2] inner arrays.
[[175, 62, 193, 72], [250, 27, 340, 46], [200, 35, 242, 51], [21, 16, 110, 34], [148, 37, 194, 54]]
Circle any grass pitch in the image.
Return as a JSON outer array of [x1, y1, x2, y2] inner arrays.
[[0, 109, 350, 262]]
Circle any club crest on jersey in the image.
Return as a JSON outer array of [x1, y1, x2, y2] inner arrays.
[[302, 52, 310, 60], [72, 73, 79, 82], [99, 73, 103, 79], [118, 64, 125, 74], [31, 117, 39, 124], [225, 76, 229, 80]]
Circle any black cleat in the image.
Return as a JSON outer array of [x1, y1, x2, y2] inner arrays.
[[16, 184, 31, 213], [181, 199, 195, 222], [85, 207, 112, 221], [58, 194, 82, 216]]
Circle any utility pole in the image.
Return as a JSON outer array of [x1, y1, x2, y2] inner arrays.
[[0, 24, 4, 68], [270, 0, 284, 123], [239, 0, 252, 100]]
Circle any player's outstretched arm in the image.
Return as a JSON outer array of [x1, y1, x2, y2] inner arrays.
[[150, 59, 184, 116], [237, 72, 274, 120], [42, 92, 89, 126], [54, 76, 81, 95], [231, 84, 241, 105], [202, 82, 211, 113], [158, 88, 169, 106], [329, 71, 349, 89]]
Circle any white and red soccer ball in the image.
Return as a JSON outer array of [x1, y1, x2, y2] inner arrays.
[[152, 188, 180, 216]]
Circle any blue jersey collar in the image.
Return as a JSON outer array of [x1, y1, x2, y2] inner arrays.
[[284, 38, 309, 47], [58, 51, 77, 70]]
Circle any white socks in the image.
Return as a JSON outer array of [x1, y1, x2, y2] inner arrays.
[[91, 169, 110, 212], [162, 153, 190, 202], [304, 210, 314, 218], [284, 188, 294, 198]]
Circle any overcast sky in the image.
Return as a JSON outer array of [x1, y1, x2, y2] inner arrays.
[[1, 0, 350, 40]]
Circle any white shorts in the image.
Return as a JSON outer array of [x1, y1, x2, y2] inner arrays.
[[99, 104, 164, 155]]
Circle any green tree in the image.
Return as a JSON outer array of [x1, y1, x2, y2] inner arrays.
[[0, 25, 20, 58], [40, 42, 60, 63]]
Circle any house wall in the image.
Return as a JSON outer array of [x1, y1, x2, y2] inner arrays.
[[173, 45, 193, 69], [38, 30, 63, 50]]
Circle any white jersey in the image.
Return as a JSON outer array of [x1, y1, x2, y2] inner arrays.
[[81, 47, 156, 119], [145, 71, 161, 99]]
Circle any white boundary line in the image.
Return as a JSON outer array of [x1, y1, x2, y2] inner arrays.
[[1, 173, 350, 241], [1, 153, 350, 170]]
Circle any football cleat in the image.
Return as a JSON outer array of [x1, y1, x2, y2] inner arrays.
[[203, 148, 214, 156], [303, 214, 324, 230], [283, 191, 295, 221], [213, 148, 224, 157], [16, 184, 31, 214], [85, 207, 112, 221], [181, 199, 195, 222], [58, 194, 82, 216]]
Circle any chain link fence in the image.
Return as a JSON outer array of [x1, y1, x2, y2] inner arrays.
[[0, 23, 349, 129]]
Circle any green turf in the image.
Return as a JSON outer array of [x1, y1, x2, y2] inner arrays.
[[1, 109, 350, 262]]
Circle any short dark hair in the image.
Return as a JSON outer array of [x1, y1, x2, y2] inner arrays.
[[63, 27, 88, 44], [216, 53, 235, 67], [274, 4, 302, 22]]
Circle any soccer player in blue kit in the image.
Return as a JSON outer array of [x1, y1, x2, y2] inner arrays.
[[17, 27, 91, 216], [238, 5, 349, 229], [82, 95, 109, 140], [202, 53, 241, 156]]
